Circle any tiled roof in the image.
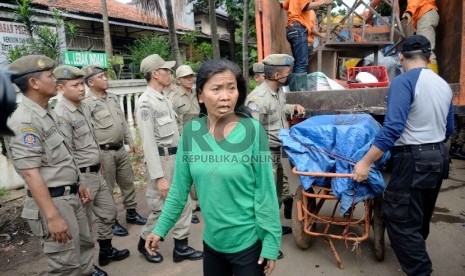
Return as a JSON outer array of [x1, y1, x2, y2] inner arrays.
[[32, 0, 188, 30]]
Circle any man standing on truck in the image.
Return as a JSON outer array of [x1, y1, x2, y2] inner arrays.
[[246, 54, 306, 259], [352, 35, 454, 276], [282, 0, 333, 91], [402, 0, 439, 60]]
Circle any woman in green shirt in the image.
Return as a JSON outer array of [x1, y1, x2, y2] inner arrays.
[[145, 59, 281, 276]]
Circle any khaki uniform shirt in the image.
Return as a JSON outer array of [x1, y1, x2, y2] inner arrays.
[[135, 87, 179, 180], [245, 82, 296, 148], [167, 86, 200, 132], [55, 97, 100, 168], [82, 91, 134, 145], [5, 96, 79, 188]]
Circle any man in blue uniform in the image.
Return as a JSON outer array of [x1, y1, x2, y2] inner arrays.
[[352, 35, 454, 276]]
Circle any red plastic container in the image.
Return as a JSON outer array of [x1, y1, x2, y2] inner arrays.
[[347, 66, 389, 88]]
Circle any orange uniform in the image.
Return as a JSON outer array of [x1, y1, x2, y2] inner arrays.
[[307, 10, 317, 45], [406, 0, 438, 29], [283, 0, 313, 32]]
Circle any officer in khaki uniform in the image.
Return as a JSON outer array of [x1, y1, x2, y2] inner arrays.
[[53, 66, 130, 268], [82, 66, 146, 234], [5, 55, 98, 276], [135, 54, 203, 264], [245, 54, 305, 257], [253, 62, 265, 85], [168, 64, 201, 224]]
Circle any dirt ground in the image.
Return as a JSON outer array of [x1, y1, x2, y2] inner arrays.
[[2, 155, 465, 276]]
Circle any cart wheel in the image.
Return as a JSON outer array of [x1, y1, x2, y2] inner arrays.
[[372, 197, 385, 261], [292, 185, 316, 249]]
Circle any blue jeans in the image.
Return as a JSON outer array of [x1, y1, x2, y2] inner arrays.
[[286, 24, 309, 73]]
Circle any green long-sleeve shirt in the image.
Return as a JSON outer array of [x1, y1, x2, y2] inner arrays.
[[153, 116, 282, 260]]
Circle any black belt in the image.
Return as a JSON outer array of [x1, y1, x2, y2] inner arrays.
[[27, 183, 79, 198], [286, 21, 305, 29], [99, 142, 123, 151], [79, 163, 101, 173], [270, 146, 281, 152], [158, 146, 177, 156], [391, 143, 441, 153]]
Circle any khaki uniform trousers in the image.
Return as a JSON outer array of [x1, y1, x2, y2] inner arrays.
[[81, 171, 117, 240], [271, 149, 285, 205], [23, 193, 94, 276], [140, 154, 192, 239], [100, 146, 137, 209], [417, 9, 439, 51]]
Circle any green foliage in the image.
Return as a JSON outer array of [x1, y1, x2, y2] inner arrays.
[[35, 26, 60, 61], [248, 78, 257, 92], [9, 2, 79, 63], [196, 42, 213, 60], [8, 45, 30, 62], [126, 35, 171, 78], [14, 0, 36, 37], [180, 30, 201, 44]]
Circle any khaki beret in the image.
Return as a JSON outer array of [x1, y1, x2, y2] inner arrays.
[[262, 54, 294, 66], [140, 54, 175, 74], [253, 62, 264, 73], [176, 65, 195, 78], [9, 55, 55, 80], [82, 65, 105, 80], [53, 65, 85, 80]]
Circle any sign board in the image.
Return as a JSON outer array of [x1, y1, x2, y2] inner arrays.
[[0, 21, 31, 68], [62, 51, 109, 68]]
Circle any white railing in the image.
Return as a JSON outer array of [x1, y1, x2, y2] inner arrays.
[[103, 79, 146, 137]]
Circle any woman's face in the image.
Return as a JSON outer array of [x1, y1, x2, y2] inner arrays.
[[198, 70, 239, 120]]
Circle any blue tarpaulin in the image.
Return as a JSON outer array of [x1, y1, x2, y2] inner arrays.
[[279, 114, 390, 214]]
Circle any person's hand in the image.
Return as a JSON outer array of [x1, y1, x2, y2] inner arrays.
[[402, 12, 412, 25], [129, 144, 137, 154], [156, 177, 170, 199], [352, 160, 371, 183], [294, 104, 306, 115], [78, 185, 92, 204], [258, 257, 275, 276], [145, 233, 161, 255], [47, 215, 72, 243]]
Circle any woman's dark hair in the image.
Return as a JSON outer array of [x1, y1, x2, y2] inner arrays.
[[196, 59, 251, 118]]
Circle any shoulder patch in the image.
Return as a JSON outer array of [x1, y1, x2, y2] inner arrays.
[[23, 133, 39, 147], [21, 127, 38, 134], [141, 109, 150, 121], [247, 101, 260, 112]]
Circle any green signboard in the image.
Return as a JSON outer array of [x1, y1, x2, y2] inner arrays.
[[62, 51, 109, 68]]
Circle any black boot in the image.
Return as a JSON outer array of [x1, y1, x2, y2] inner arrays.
[[277, 250, 284, 260], [450, 143, 465, 160], [112, 220, 129, 236], [98, 239, 130, 266], [126, 209, 147, 225], [138, 237, 163, 263], [92, 265, 108, 276], [282, 225, 292, 235], [283, 197, 293, 219], [173, 238, 203, 263]]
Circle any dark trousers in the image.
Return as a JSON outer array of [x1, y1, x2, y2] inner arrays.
[[203, 240, 265, 276], [286, 23, 309, 73], [382, 143, 448, 276]]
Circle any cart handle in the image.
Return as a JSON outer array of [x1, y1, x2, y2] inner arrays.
[[292, 167, 354, 178]]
